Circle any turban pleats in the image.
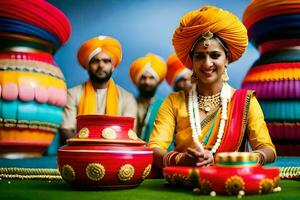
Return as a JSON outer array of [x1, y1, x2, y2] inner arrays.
[[166, 53, 191, 86], [129, 53, 166, 85], [173, 5, 248, 68], [77, 36, 122, 69]]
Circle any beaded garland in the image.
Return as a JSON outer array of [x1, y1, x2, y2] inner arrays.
[[188, 83, 231, 154]]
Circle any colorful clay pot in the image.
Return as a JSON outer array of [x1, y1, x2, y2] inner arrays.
[[0, 0, 71, 158], [57, 145, 152, 188], [242, 0, 300, 156], [75, 115, 136, 141], [0, 60, 66, 157], [163, 152, 280, 196], [57, 115, 153, 189]]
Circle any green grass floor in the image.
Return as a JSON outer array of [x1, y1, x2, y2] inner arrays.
[[0, 178, 299, 200]]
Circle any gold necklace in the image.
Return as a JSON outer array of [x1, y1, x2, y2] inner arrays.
[[198, 92, 221, 113]]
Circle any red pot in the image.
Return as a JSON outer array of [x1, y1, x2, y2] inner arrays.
[[163, 152, 280, 195], [57, 145, 152, 188], [75, 115, 136, 140], [57, 115, 153, 189], [199, 164, 279, 195]]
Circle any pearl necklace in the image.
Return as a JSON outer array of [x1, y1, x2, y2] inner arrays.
[[188, 83, 231, 154]]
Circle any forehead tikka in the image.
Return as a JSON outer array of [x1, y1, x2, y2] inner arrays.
[[190, 30, 214, 55], [202, 30, 214, 48]]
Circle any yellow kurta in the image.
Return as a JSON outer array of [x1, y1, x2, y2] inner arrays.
[[148, 90, 276, 157]]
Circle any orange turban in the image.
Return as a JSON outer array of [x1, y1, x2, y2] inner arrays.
[[172, 5, 248, 68], [77, 35, 122, 69], [166, 53, 191, 86], [129, 53, 167, 85]]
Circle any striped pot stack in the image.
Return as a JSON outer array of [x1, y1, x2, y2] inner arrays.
[[0, 0, 71, 158], [242, 0, 300, 156]]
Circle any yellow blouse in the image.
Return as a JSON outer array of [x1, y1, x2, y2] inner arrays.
[[148, 90, 276, 157]]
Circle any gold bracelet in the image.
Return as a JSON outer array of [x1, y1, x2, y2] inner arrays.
[[175, 153, 184, 166], [252, 150, 266, 165]]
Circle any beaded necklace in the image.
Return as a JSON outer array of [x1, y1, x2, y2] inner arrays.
[[198, 92, 221, 113], [188, 83, 231, 154]]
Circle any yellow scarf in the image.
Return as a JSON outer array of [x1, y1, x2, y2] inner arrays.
[[78, 78, 119, 115]]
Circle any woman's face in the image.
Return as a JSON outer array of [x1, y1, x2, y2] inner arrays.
[[191, 38, 228, 86]]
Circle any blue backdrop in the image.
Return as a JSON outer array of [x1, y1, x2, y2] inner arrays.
[[49, 0, 259, 98]]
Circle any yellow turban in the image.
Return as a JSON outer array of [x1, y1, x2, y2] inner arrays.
[[77, 35, 122, 68], [172, 5, 248, 68], [166, 53, 191, 86], [129, 53, 167, 85]]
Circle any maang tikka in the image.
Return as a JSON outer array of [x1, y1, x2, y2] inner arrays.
[[202, 30, 214, 47]]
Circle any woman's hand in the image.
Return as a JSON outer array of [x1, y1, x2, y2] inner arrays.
[[176, 147, 214, 166]]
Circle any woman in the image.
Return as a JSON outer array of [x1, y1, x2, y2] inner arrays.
[[148, 5, 276, 169]]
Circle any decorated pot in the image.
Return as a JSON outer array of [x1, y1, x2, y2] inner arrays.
[[0, 0, 71, 158], [57, 115, 153, 189], [74, 114, 139, 141], [0, 52, 66, 158], [163, 152, 280, 196]]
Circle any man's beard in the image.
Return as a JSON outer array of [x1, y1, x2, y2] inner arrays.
[[88, 70, 112, 84], [138, 85, 158, 98]]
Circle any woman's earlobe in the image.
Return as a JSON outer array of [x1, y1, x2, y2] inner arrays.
[[191, 72, 198, 83]]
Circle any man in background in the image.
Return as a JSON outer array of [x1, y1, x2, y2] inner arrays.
[[60, 35, 137, 144], [166, 53, 192, 92], [129, 53, 166, 144]]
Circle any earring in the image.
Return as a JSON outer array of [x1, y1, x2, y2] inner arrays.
[[191, 72, 198, 83], [222, 67, 229, 82]]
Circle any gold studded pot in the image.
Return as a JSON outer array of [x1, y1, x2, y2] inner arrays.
[[163, 152, 280, 195], [57, 115, 153, 189], [199, 152, 280, 195]]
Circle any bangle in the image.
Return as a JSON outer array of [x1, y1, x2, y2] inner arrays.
[[174, 153, 184, 166], [252, 150, 266, 165], [163, 151, 179, 167]]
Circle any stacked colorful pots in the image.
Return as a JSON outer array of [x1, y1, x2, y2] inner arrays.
[[242, 0, 300, 155], [0, 0, 71, 157], [57, 115, 153, 189]]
